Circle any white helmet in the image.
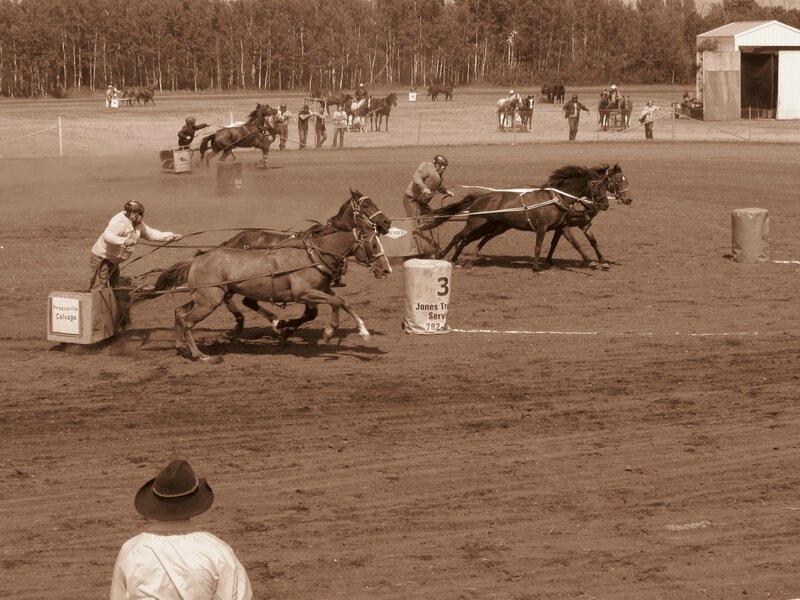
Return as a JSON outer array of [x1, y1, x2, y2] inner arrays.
[[611, 84, 617, 89]]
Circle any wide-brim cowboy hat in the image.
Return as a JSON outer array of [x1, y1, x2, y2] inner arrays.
[[134, 459, 214, 521]]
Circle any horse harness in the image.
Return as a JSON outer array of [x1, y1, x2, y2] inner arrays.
[[517, 178, 608, 232]]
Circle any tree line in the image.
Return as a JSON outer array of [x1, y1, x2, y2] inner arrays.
[[1, 0, 797, 98]]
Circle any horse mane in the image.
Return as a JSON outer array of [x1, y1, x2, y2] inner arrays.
[[247, 107, 262, 123], [547, 164, 612, 194]]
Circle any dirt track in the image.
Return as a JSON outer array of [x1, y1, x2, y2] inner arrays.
[[2, 94, 800, 599]]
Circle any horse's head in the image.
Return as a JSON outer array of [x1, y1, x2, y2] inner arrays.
[[605, 163, 632, 205], [351, 228, 392, 279], [348, 189, 392, 235], [388, 92, 397, 106]]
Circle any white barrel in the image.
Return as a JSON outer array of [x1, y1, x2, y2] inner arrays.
[[408, 92, 417, 102], [731, 208, 768, 263], [402, 259, 452, 335]]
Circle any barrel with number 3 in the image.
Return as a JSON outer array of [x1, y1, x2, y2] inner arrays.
[[402, 258, 452, 334]]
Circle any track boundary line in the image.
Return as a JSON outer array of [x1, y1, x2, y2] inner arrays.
[[451, 328, 777, 337]]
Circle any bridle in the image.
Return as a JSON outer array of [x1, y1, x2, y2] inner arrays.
[[350, 195, 388, 233], [587, 170, 628, 208], [350, 227, 388, 275]]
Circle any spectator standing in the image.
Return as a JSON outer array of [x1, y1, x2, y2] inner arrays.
[[561, 94, 590, 141], [110, 459, 252, 600], [276, 103, 293, 150], [332, 106, 348, 148], [313, 109, 328, 148], [640, 100, 661, 140], [297, 104, 312, 149]]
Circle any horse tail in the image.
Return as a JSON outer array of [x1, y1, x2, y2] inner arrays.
[[418, 194, 478, 230], [199, 134, 213, 158], [153, 258, 194, 292]]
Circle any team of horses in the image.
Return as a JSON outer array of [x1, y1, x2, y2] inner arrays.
[[310, 90, 398, 132], [198, 103, 280, 168], [496, 95, 535, 131], [121, 85, 157, 106], [427, 83, 454, 101], [598, 91, 633, 131], [540, 82, 566, 104]]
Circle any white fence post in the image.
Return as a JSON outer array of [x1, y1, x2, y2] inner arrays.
[[58, 116, 63, 157]]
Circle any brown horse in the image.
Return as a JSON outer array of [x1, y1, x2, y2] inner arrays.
[[153, 226, 392, 362], [213, 191, 392, 336], [421, 164, 630, 272], [198, 104, 278, 167], [312, 89, 352, 115]]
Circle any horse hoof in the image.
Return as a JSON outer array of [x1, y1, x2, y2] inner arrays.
[[601, 262, 611, 270], [588, 261, 600, 269], [200, 355, 223, 364]]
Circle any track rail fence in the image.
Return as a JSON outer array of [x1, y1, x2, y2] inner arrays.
[[0, 117, 63, 157]]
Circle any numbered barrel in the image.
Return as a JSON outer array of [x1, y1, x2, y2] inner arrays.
[[402, 259, 452, 335], [217, 162, 242, 197], [731, 208, 769, 263]]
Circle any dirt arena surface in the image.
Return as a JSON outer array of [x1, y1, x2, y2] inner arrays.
[[1, 90, 800, 599]]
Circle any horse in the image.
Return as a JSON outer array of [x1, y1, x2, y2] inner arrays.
[[346, 97, 370, 132], [519, 95, 535, 131], [198, 104, 278, 168], [472, 164, 633, 269], [619, 95, 633, 128], [148, 190, 391, 340], [428, 84, 453, 101], [496, 96, 521, 131], [312, 89, 352, 115], [543, 165, 633, 268], [553, 83, 566, 104], [370, 92, 397, 131], [598, 92, 611, 131], [152, 226, 392, 362], [419, 164, 630, 272], [132, 84, 157, 106]]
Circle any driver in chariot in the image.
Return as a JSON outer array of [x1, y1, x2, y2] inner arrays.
[[105, 84, 121, 107], [608, 84, 621, 107]]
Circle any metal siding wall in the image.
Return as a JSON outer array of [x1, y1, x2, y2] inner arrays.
[[703, 52, 742, 120], [777, 51, 800, 119]]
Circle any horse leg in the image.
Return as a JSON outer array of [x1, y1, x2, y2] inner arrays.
[[555, 227, 597, 267], [532, 226, 546, 272], [546, 229, 564, 264], [277, 304, 318, 339], [175, 289, 226, 362], [293, 290, 369, 344], [241, 297, 286, 341], [475, 225, 509, 254], [223, 293, 246, 338], [578, 224, 609, 268]]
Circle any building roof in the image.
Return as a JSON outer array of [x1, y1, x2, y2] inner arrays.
[[698, 20, 800, 39]]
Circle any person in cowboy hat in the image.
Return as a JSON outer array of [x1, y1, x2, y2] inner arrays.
[[110, 459, 252, 600]]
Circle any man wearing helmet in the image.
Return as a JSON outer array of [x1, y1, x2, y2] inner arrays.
[[90, 201, 182, 291], [402, 154, 454, 257], [355, 83, 368, 102], [177, 116, 209, 148], [276, 103, 293, 150]]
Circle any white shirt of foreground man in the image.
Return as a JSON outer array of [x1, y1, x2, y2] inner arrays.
[[110, 459, 252, 600]]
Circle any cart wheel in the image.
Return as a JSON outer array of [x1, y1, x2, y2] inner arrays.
[[161, 159, 174, 170]]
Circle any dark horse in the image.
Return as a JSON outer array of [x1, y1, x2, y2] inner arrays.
[[519, 95, 535, 131], [473, 164, 633, 269], [420, 164, 630, 272], [198, 104, 278, 167], [370, 92, 398, 131], [619, 95, 633, 128], [153, 226, 392, 362], [428, 84, 454, 101]]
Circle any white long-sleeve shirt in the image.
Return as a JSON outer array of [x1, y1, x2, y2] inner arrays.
[[110, 523, 252, 600], [91, 211, 174, 264]]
